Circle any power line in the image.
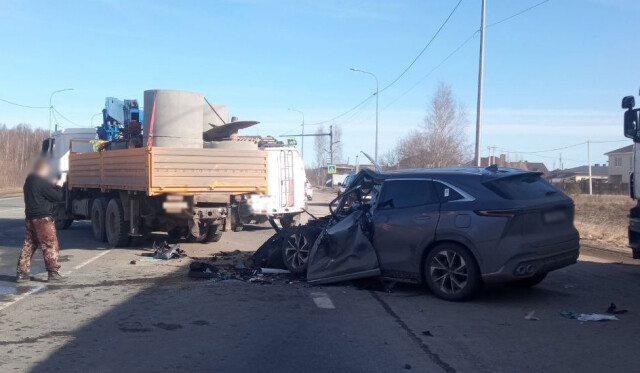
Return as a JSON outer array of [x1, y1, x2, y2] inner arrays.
[[378, 0, 464, 94], [0, 97, 49, 109], [303, 0, 551, 128], [385, 0, 552, 109], [385, 32, 478, 109], [305, 94, 375, 126], [486, 0, 549, 28], [52, 107, 83, 127]]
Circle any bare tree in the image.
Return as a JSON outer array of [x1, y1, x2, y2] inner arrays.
[[0, 124, 49, 189], [382, 83, 469, 169]]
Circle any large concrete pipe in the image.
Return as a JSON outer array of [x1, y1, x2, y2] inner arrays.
[[143, 89, 204, 148], [203, 103, 229, 132]]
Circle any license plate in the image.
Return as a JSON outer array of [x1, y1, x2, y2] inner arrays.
[[544, 210, 566, 224]]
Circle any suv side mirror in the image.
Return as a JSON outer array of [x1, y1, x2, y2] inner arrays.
[[622, 96, 636, 109]]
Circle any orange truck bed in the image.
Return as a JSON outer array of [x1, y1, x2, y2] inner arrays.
[[68, 146, 268, 196]]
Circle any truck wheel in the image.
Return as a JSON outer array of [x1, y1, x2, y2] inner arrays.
[[205, 225, 223, 243], [105, 198, 130, 247], [54, 204, 73, 230], [230, 205, 243, 232], [279, 214, 300, 229], [91, 198, 108, 242]]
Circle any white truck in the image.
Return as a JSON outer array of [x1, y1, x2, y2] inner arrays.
[[229, 145, 307, 231], [622, 92, 640, 258]]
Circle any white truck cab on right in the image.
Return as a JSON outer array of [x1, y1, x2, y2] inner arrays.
[[622, 91, 640, 258]]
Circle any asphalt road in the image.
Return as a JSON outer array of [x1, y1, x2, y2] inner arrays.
[[1, 190, 640, 372]]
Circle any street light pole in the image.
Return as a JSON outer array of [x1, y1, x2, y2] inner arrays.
[[474, 0, 486, 167], [49, 88, 74, 136], [350, 68, 379, 163], [288, 108, 305, 160]]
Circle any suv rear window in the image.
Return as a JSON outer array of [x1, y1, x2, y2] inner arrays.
[[485, 174, 558, 200]]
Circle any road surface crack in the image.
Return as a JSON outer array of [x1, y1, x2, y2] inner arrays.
[[370, 290, 455, 373]]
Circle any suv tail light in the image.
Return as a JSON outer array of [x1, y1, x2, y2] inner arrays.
[[476, 209, 517, 218]]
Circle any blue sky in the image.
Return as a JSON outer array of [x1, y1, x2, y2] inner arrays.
[[1, 0, 639, 168]]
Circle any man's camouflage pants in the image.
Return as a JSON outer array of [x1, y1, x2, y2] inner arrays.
[[17, 217, 60, 274]]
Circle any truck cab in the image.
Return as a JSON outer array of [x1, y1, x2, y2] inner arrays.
[[622, 92, 640, 258], [41, 128, 97, 182]]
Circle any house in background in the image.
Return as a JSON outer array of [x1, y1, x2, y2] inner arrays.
[[480, 154, 549, 175], [605, 145, 633, 184], [548, 165, 609, 183]]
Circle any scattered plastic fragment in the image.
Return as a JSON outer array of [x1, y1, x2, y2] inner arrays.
[[261, 268, 291, 274], [524, 310, 539, 321], [560, 311, 618, 322], [153, 241, 186, 260]]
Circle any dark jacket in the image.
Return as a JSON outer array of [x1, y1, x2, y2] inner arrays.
[[23, 174, 63, 220]]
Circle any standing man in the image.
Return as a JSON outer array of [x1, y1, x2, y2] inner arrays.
[[16, 158, 65, 283]]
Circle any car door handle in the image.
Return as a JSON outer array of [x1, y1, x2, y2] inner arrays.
[[416, 213, 431, 220]]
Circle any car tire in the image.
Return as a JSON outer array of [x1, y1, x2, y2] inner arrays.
[[511, 272, 548, 288], [424, 243, 482, 301], [91, 198, 108, 242], [105, 198, 130, 247], [281, 226, 320, 275]]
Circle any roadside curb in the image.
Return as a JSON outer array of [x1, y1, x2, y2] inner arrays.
[[581, 239, 633, 258]]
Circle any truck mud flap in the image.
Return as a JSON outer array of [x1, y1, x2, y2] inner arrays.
[[307, 210, 380, 285]]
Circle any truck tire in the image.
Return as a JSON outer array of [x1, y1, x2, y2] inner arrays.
[[91, 198, 108, 242], [280, 214, 301, 229], [54, 204, 73, 230], [188, 224, 223, 243], [230, 205, 243, 232], [105, 198, 130, 247], [205, 225, 223, 243]]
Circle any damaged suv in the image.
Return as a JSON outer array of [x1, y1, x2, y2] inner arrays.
[[268, 167, 580, 301]]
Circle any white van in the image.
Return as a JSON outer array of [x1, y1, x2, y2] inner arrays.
[[230, 145, 307, 230]]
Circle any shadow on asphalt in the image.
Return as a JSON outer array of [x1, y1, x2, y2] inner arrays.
[[22, 259, 640, 372]]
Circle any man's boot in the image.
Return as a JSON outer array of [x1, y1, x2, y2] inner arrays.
[[16, 272, 30, 283], [47, 271, 65, 283]]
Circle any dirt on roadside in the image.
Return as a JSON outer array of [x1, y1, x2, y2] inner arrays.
[[573, 194, 634, 247]]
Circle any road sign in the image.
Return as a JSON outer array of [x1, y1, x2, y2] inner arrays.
[[287, 138, 297, 146], [327, 164, 337, 174]]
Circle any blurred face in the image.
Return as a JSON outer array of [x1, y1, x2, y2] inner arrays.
[[35, 162, 50, 178]]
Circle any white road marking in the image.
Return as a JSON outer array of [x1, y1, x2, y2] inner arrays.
[[73, 249, 111, 270], [0, 197, 22, 201], [0, 250, 111, 313], [0, 208, 23, 214], [311, 292, 335, 309], [0, 285, 47, 312]]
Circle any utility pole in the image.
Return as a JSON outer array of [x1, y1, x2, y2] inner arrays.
[[587, 140, 593, 195], [474, 0, 486, 166], [350, 68, 379, 163], [287, 108, 305, 161], [49, 88, 74, 136], [329, 125, 334, 165]]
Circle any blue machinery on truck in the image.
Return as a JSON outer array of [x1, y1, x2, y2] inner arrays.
[[97, 97, 144, 147]]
